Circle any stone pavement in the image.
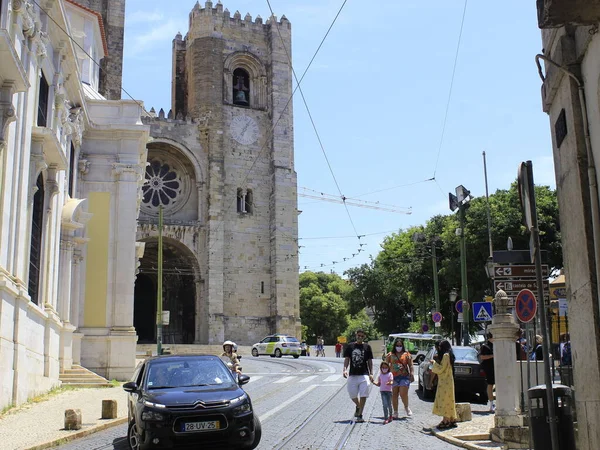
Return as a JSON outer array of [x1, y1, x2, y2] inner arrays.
[[0, 386, 128, 450], [0, 383, 508, 450]]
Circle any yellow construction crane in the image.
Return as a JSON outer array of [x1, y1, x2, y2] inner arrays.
[[298, 187, 412, 214]]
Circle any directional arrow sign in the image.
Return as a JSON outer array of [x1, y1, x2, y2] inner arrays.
[[493, 265, 549, 279], [494, 280, 549, 292], [473, 302, 493, 322]]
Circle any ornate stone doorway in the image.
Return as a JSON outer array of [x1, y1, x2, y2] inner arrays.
[[134, 238, 198, 344]]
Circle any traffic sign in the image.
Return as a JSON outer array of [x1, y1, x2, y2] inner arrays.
[[456, 300, 464, 314], [473, 302, 493, 322], [515, 289, 537, 323], [432, 312, 443, 323], [457, 313, 464, 323], [494, 280, 549, 292], [422, 323, 429, 332], [493, 264, 549, 278]]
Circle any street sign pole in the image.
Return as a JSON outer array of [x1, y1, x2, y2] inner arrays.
[[518, 161, 559, 450]]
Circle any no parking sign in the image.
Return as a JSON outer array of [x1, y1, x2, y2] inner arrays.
[[516, 289, 537, 323]]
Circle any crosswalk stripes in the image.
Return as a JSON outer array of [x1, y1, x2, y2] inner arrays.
[[323, 374, 342, 382], [248, 376, 263, 383], [273, 376, 297, 384], [299, 375, 318, 383]]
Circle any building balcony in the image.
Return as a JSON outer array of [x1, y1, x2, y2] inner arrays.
[[31, 126, 68, 170], [0, 29, 28, 91]]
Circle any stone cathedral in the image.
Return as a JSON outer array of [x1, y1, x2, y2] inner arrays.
[[136, 1, 301, 346], [0, 0, 299, 407]]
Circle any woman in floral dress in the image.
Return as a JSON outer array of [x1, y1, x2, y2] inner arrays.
[[431, 339, 457, 428]]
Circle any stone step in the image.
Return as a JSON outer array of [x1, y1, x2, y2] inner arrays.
[[60, 364, 112, 387]]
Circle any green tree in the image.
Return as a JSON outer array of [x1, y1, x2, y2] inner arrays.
[[299, 272, 350, 344], [344, 183, 561, 340], [343, 310, 380, 343]]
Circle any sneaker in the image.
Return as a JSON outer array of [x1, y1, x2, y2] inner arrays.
[[355, 415, 364, 423], [405, 407, 413, 416], [392, 411, 398, 419], [383, 418, 390, 425], [388, 415, 394, 423], [489, 401, 496, 412], [354, 406, 360, 417]]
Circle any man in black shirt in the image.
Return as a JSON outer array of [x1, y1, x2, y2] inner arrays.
[[343, 329, 374, 422], [479, 332, 495, 412]]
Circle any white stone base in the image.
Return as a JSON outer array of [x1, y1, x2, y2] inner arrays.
[[80, 328, 138, 380]]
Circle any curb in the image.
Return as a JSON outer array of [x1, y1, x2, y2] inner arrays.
[[24, 417, 128, 450], [432, 431, 500, 450]]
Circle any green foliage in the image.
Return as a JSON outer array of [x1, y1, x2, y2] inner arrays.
[[344, 184, 561, 339], [343, 310, 380, 342], [299, 271, 350, 344]]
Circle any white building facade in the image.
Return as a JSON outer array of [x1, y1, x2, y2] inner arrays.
[[0, 0, 148, 408]]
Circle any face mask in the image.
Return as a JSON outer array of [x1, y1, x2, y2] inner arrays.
[[396, 346, 403, 352], [381, 369, 389, 373]]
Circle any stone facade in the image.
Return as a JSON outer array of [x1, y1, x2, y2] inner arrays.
[[0, 0, 147, 407], [538, 22, 600, 450], [134, 2, 301, 346]]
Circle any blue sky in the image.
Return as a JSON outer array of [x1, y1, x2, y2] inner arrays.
[[122, 0, 554, 275]]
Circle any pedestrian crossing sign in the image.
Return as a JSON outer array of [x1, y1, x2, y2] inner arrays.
[[473, 302, 493, 322]]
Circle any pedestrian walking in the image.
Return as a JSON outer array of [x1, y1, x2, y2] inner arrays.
[[431, 340, 457, 429], [532, 334, 544, 361], [335, 342, 343, 358], [370, 361, 394, 424], [479, 332, 495, 411], [343, 329, 374, 423], [385, 337, 414, 418], [316, 336, 325, 357]]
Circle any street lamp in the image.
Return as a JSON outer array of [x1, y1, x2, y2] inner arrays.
[[449, 185, 472, 346], [449, 288, 458, 345]]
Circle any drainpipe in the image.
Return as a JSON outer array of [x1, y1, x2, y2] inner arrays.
[[535, 53, 600, 316]]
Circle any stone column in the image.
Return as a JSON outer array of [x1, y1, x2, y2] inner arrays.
[[489, 289, 527, 447]]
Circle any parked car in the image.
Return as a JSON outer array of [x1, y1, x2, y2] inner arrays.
[[251, 334, 301, 358], [417, 345, 488, 403], [124, 354, 261, 450]]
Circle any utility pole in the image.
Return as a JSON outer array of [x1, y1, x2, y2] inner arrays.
[[157, 205, 163, 356]]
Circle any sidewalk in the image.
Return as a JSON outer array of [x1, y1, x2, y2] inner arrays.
[[0, 384, 504, 450], [0, 386, 128, 450]]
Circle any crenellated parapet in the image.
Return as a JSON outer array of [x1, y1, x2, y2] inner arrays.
[[186, 0, 291, 36], [142, 107, 197, 125]]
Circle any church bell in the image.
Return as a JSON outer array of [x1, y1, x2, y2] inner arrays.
[[233, 76, 249, 106]]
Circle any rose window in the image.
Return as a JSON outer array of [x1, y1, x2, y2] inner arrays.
[[142, 160, 184, 209]]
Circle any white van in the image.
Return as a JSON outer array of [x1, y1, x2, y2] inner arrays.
[[383, 333, 444, 363]]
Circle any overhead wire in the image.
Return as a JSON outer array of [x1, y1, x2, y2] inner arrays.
[[432, 0, 469, 179], [208, 0, 350, 254], [266, 0, 359, 236]]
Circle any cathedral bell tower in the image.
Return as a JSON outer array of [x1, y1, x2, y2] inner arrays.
[[137, 1, 300, 345]]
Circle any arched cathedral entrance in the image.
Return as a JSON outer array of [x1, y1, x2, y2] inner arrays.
[[134, 238, 198, 344]]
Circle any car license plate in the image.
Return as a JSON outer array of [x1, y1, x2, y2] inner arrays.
[[455, 367, 471, 374], [183, 421, 220, 432]]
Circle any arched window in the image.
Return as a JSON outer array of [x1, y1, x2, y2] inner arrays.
[[232, 68, 250, 106], [29, 174, 44, 304]]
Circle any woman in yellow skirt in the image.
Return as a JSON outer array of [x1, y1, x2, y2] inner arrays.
[[430, 339, 457, 429]]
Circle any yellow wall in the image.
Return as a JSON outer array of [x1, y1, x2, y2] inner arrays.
[[83, 192, 110, 327]]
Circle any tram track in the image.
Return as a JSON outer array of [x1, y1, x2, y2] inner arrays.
[[270, 379, 375, 450]]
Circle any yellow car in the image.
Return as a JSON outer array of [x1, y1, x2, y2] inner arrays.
[[251, 335, 301, 358]]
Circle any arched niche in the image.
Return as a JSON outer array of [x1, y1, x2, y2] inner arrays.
[[223, 51, 267, 110]]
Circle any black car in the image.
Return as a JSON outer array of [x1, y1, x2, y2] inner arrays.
[[417, 345, 488, 403], [124, 354, 261, 450]]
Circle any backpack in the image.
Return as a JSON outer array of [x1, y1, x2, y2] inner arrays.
[[561, 342, 572, 366]]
